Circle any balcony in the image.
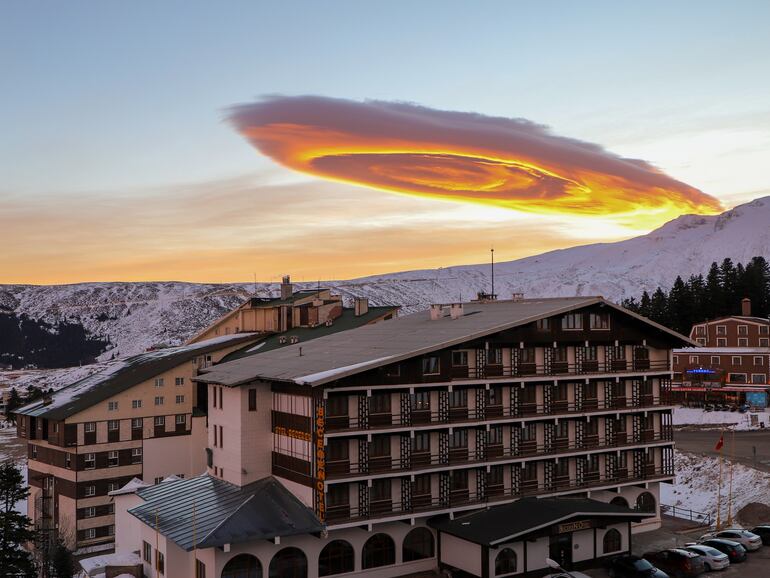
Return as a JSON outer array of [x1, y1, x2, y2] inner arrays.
[[325, 431, 673, 480], [461, 359, 667, 380], [326, 396, 671, 434], [325, 467, 673, 526]]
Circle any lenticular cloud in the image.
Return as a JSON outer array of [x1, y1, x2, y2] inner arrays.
[[228, 95, 722, 222]]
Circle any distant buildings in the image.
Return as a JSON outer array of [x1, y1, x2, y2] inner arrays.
[[111, 296, 690, 578], [671, 298, 770, 406], [14, 277, 397, 554]]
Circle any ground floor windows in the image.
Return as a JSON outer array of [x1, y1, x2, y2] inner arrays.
[[221, 554, 262, 578], [495, 548, 517, 575], [636, 491, 656, 513], [269, 547, 307, 578], [402, 527, 435, 562], [603, 528, 622, 553], [610, 496, 629, 508], [318, 540, 354, 576], [362, 533, 396, 569]]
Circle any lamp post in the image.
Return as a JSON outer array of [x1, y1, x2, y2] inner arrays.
[[545, 557, 578, 578]]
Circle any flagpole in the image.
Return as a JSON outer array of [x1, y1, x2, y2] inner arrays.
[[727, 428, 735, 526], [716, 430, 723, 530]]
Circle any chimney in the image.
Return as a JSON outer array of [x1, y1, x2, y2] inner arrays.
[[430, 304, 445, 321], [450, 303, 464, 319], [742, 297, 752, 317], [511, 293, 524, 302], [354, 297, 369, 317], [280, 275, 293, 300]]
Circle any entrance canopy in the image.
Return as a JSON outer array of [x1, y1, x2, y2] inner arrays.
[[429, 497, 652, 547]]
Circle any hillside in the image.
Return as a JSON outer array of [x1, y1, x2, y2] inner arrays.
[[2, 196, 769, 363]]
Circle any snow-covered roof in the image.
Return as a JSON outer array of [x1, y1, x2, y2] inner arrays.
[[79, 551, 141, 575], [109, 477, 151, 496], [15, 333, 258, 420], [197, 297, 694, 387], [675, 347, 770, 354]]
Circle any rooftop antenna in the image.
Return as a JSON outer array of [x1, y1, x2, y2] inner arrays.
[[253, 273, 258, 296], [491, 247, 495, 299]]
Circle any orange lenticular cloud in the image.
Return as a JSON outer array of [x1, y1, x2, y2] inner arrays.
[[228, 96, 723, 225]]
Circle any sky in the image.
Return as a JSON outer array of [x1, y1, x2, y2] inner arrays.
[[2, 1, 770, 285]]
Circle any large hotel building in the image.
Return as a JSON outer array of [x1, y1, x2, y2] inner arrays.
[[106, 296, 691, 578]]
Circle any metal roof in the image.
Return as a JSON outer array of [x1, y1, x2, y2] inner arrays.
[[129, 474, 322, 551], [429, 497, 653, 546], [196, 297, 694, 387], [15, 333, 258, 420]]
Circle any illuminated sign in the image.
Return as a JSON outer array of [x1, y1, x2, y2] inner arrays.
[[687, 368, 716, 374], [273, 426, 311, 442], [314, 403, 326, 524], [557, 520, 592, 534]]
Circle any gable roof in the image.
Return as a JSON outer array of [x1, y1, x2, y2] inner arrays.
[[196, 297, 694, 388], [428, 497, 653, 546], [15, 333, 258, 420], [693, 316, 770, 327], [129, 474, 322, 551]]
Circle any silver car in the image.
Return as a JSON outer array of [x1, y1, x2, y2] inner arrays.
[[701, 529, 763, 551], [684, 544, 730, 571]]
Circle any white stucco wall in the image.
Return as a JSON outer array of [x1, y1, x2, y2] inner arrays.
[[441, 532, 482, 576]]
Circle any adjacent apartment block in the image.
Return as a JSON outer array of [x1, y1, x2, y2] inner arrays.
[[115, 296, 692, 578]]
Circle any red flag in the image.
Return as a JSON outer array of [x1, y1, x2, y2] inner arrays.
[[714, 434, 724, 451]]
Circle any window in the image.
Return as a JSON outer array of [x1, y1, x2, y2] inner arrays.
[[495, 548, 517, 575], [488, 386, 502, 406], [218, 386, 223, 409], [710, 356, 720, 364], [697, 338, 707, 346], [108, 419, 119, 431], [450, 469, 468, 490], [521, 423, 536, 442], [319, 540, 354, 576], [603, 528, 622, 553], [536, 318, 551, 331], [154, 477, 163, 484], [555, 459, 569, 478], [717, 338, 727, 347], [85, 453, 95, 469], [451, 350, 468, 366], [131, 447, 142, 464], [156, 551, 165, 574], [385, 363, 401, 377], [221, 555, 261, 578], [761, 326, 769, 335], [752, 374, 767, 384], [30, 445, 37, 459], [218, 425, 223, 447], [362, 533, 396, 569], [370, 393, 391, 414], [326, 396, 348, 417], [695, 326, 706, 336], [65, 453, 72, 469], [732, 356, 742, 365], [269, 547, 307, 578], [413, 432, 430, 453], [755, 356, 764, 366], [84, 506, 95, 518], [175, 377, 184, 386], [154, 416, 165, 427], [739, 338, 749, 347], [520, 347, 536, 364], [402, 527, 435, 562], [422, 356, 440, 375], [327, 484, 349, 508], [590, 312, 610, 329], [132, 399, 142, 409], [738, 325, 748, 335], [85, 485, 96, 497], [488, 425, 503, 445], [370, 435, 390, 457], [761, 338, 769, 347], [636, 491, 656, 513], [195, 559, 206, 578], [412, 391, 430, 411], [155, 377, 164, 387], [371, 478, 391, 502], [248, 389, 257, 411], [155, 396, 164, 406], [84, 528, 96, 540], [53, 423, 59, 433], [555, 421, 569, 439], [488, 464, 504, 487], [488, 348, 503, 365], [689, 356, 699, 364], [108, 451, 119, 467], [143, 541, 152, 563], [108, 401, 118, 411], [212, 385, 217, 409], [562, 313, 583, 330], [108, 481, 120, 492], [175, 414, 186, 425], [175, 395, 185, 404], [716, 325, 727, 335], [131, 417, 142, 429], [554, 346, 568, 363], [449, 389, 467, 408]]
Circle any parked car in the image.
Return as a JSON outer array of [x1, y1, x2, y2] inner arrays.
[[749, 525, 770, 545], [643, 549, 705, 577], [608, 554, 670, 578], [544, 573, 592, 578], [701, 529, 762, 551], [700, 539, 747, 563], [683, 545, 729, 571]]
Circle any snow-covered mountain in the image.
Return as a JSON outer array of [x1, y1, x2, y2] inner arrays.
[[2, 196, 769, 361]]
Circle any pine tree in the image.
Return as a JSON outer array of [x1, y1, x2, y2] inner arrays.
[[704, 262, 723, 318], [720, 258, 738, 314], [639, 291, 652, 318], [5, 388, 22, 423], [0, 461, 37, 577], [649, 288, 669, 325], [667, 276, 692, 334], [49, 538, 76, 578]]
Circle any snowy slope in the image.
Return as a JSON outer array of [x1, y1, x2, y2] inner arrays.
[[2, 196, 770, 360]]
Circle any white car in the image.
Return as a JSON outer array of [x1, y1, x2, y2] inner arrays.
[[700, 529, 763, 551], [684, 544, 730, 571]]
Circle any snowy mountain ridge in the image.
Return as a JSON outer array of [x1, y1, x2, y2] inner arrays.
[[2, 196, 769, 360]]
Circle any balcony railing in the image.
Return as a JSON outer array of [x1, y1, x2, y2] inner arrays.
[[326, 431, 673, 479], [327, 396, 668, 433], [452, 358, 667, 380], [325, 467, 673, 525]]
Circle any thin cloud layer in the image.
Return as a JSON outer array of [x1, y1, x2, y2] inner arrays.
[[228, 96, 723, 224]]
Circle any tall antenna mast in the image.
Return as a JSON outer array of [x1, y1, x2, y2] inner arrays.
[[491, 247, 495, 299], [253, 273, 257, 296]]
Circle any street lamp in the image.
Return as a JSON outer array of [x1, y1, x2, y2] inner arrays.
[[545, 557, 578, 578]]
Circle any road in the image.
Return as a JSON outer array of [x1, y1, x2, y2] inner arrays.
[[675, 430, 770, 472]]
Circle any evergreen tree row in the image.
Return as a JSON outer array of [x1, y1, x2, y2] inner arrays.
[[622, 257, 770, 335]]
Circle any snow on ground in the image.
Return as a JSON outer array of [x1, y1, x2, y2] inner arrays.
[[673, 407, 769, 430], [0, 364, 108, 395], [0, 426, 28, 515], [661, 450, 770, 521]]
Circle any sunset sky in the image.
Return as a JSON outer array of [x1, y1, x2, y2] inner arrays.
[[2, 1, 770, 284]]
